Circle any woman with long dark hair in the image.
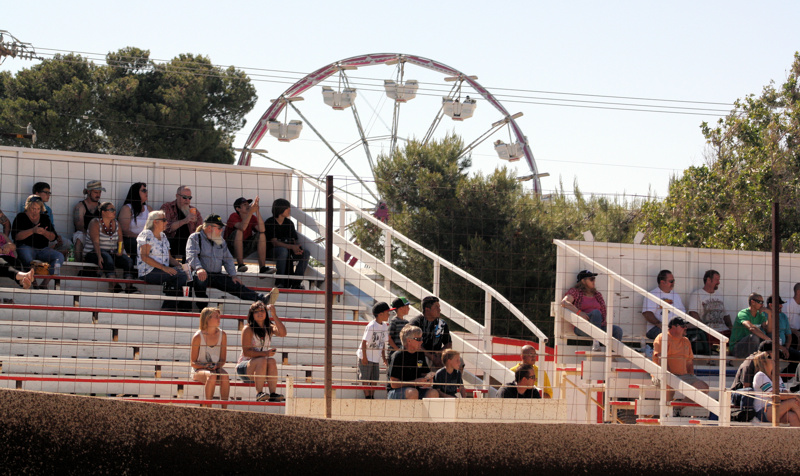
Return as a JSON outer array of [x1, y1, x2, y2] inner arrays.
[[118, 182, 152, 259], [561, 269, 623, 349], [236, 298, 286, 402]]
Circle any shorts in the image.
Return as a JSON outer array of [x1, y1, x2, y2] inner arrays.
[[236, 360, 252, 384], [677, 374, 703, 386], [755, 407, 769, 422], [387, 388, 408, 399], [226, 231, 262, 256], [357, 360, 380, 382]]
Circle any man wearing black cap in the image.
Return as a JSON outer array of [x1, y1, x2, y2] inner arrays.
[[764, 296, 800, 375], [186, 215, 271, 310], [224, 196, 270, 274], [651, 317, 708, 405]]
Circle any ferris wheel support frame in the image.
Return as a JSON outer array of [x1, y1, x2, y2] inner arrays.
[[239, 53, 543, 194]]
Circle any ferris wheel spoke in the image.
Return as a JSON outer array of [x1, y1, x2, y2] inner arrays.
[[341, 72, 376, 175], [286, 101, 379, 202]]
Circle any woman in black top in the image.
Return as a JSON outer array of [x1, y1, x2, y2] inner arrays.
[[11, 195, 63, 289]]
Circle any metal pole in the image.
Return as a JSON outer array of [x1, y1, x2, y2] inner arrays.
[[325, 176, 334, 418], [771, 202, 780, 426]]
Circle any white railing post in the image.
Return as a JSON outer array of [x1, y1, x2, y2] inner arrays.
[[384, 230, 392, 290], [719, 344, 729, 423], [296, 174, 303, 235], [338, 200, 346, 291], [604, 277, 616, 423], [660, 307, 669, 420], [432, 258, 440, 297], [484, 290, 492, 352]]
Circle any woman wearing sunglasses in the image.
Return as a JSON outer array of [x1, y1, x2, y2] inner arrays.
[[84, 202, 137, 293], [561, 269, 623, 348]]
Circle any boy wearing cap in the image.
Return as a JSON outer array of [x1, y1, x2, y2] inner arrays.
[[224, 196, 269, 274], [651, 317, 708, 404], [387, 296, 411, 352], [357, 302, 390, 399]]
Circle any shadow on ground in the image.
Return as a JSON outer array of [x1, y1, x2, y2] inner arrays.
[[0, 389, 797, 475]]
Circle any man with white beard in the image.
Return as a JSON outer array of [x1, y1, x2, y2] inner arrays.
[[160, 185, 202, 259], [186, 215, 270, 310]]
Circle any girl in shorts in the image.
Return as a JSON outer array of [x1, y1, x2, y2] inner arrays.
[[190, 307, 229, 408], [236, 300, 287, 402]]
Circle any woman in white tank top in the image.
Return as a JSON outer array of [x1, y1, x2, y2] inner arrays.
[[190, 307, 229, 408], [236, 300, 287, 402]]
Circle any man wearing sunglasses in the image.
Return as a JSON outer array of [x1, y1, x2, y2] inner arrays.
[[642, 269, 686, 341], [160, 185, 202, 259], [730, 293, 770, 358], [496, 363, 541, 398]]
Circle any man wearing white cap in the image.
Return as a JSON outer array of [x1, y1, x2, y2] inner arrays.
[[72, 180, 104, 261]]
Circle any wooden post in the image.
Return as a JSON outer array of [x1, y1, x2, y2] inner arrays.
[[771, 202, 780, 427], [325, 176, 334, 419]]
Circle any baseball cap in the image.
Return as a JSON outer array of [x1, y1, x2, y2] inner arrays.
[[233, 197, 253, 209], [577, 270, 598, 281], [372, 302, 391, 317], [204, 214, 224, 227], [390, 296, 410, 310]]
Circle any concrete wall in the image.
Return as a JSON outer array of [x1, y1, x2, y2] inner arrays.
[[555, 239, 800, 338], [0, 146, 294, 240]]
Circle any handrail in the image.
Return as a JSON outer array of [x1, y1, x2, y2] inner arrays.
[[554, 240, 729, 343], [554, 239, 730, 423], [296, 171, 548, 344]]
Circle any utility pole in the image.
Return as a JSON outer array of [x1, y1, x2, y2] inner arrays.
[[0, 30, 41, 64]]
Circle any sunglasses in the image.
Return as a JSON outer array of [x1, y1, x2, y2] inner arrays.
[[40, 191, 52, 195], [102, 208, 116, 213], [179, 195, 192, 200], [753, 299, 763, 304], [140, 188, 148, 193], [667, 279, 675, 283], [410, 337, 423, 341]]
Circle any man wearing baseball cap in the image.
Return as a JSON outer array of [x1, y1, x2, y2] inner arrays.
[[186, 214, 272, 310], [71, 180, 104, 261], [651, 316, 708, 407], [224, 196, 271, 274]]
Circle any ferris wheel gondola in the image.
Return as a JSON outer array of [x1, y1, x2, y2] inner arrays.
[[238, 53, 545, 195]]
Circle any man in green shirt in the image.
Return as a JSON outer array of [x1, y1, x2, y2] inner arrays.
[[730, 293, 770, 358]]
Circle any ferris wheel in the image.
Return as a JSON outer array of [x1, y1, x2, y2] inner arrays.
[[238, 53, 545, 201]]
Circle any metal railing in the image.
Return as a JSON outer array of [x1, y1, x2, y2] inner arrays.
[[553, 239, 730, 425]]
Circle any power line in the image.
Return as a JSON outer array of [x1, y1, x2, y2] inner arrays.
[[30, 47, 735, 116]]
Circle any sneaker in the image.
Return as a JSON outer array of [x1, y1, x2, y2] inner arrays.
[[237, 264, 248, 273], [591, 340, 601, 352], [259, 266, 276, 274], [256, 391, 269, 402], [125, 285, 140, 294], [266, 287, 280, 306], [290, 281, 305, 290], [112, 283, 123, 293], [268, 393, 285, 402]]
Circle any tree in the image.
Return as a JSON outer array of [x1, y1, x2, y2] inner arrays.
[[352, 134, 641, 338], [640, 52, 800, 251], [0, 47, 257, 163]]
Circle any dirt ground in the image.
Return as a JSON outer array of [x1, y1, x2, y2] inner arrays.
[[1, 388, 799, 475]]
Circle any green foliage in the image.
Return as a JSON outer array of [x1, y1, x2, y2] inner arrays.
[[352, 135, 641, 340], [640, 52, 800, 251], [0, 47, 257, 163]]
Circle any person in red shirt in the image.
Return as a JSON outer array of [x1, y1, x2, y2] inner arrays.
[[224, 196, 272, 274]]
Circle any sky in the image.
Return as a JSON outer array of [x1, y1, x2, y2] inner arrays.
[[3, 0, 800, 203]]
